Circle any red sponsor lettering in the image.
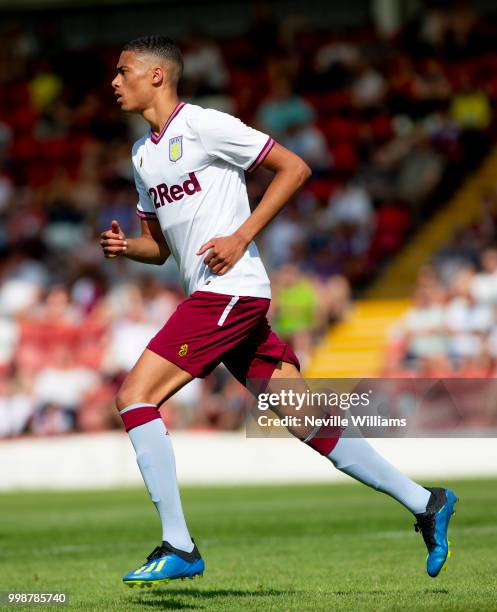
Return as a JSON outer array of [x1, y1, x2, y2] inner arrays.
[[170, 184, 183, 201], [157, 183, 172, 205], [183, 172, 201, 196], [149, 172, 201, 208]]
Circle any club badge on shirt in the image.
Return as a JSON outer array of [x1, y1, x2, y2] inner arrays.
[[169, 136, 183, 162]]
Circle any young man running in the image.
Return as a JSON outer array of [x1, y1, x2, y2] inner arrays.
[[101, 35, 457, 587]]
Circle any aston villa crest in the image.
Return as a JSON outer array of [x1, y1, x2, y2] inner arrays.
[[169, 136, 183, 162]]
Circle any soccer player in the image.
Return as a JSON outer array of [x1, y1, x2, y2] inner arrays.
[[101, 35, 458, 587]]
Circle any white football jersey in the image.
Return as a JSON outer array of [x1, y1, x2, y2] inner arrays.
[[132, 102, 274, 298]]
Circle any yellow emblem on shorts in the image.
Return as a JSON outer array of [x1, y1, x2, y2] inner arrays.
[[178, 343, 188, 357]]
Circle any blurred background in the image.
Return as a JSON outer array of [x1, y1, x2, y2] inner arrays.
[[0, 0, 497, 447]]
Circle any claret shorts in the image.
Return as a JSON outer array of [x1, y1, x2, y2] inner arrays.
[[147, 290, 300, 386]]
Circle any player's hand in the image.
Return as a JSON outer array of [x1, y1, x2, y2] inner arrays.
[[100, 220, 128, 258], [196, 232, 248, 275]]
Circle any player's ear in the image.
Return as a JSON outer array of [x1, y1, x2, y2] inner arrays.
[[151, 66, 164, 86]]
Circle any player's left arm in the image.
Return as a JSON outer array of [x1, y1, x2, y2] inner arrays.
[[197, 143, 311, 275]]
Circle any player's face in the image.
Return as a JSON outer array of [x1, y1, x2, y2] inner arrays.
[[112, 51, 155, 113]]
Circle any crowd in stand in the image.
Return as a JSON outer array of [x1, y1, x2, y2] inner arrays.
[[0, 2, 495, 436], [386, 187, 497, 378]]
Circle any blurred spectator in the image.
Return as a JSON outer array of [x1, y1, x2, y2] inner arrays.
[[257, 76, 314, 137], [445, 267, 493, 364], [471, 248, 497, 304], [0, 316, 18, 370], [387, 193, 497, 375], [325, 181, 374, 233], [262, 204, 305, 268], [396, 141, 445, 206], [272, 264, 319, 346], [411, 59, 451, 111], [314, 35, 360, 90], [103, 284, 163, 376], [0, 254, 48, 316], [29, 62, 63, 111], [182, 31, 229, 96], [281, 120, 331, 173], [248, 2, 280, 59], [0, 376, 33, 437], [399, 283, 448, 364], [0, 171, 13, 213], [32, 285, 82, 323], [32, 345, 99, 432], [181, 31, 232, 112], [450, 76, 491, 131], [351, 59, 387, 110], [317, 274, 351, 325], [274, 265, 317, 327]]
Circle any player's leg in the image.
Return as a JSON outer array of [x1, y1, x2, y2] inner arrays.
[[268, 361, 431, 512], [268, 361, 458, 577], [117, 347, 193, 409], [117, 348, 194, 551], [224, 310, 457, 579], [117, 349, 205, 586], [119, 290, 269, 586]]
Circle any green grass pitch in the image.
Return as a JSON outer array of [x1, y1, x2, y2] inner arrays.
[[1, 478, 496, 611]]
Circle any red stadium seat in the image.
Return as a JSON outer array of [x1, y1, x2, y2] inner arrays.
[[321, 91, 352, 115], [306, 178, 340, 203], [304, 91, 351, 116], [10, 136, 41, 163], [26, 161, 55, 186], [42, 138, 72, 162], [369, 204, 411, 260], [321, 117, 360, 143], [8, 106, 38, 134], [329, 141, 358, 175], [370, 115, 393, 142]]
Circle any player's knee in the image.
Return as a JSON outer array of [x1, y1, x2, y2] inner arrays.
[[271, 360, 301, 379], [115, 382, 152, 412], [115, 388, 130, 412]]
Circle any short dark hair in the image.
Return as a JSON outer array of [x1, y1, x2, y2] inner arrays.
[[122, 35, 183, 85]]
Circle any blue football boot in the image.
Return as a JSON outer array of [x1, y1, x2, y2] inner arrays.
[[123, 540, 205, 588], [414, 487, 458, 577]]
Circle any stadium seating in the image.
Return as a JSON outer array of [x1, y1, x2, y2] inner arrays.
[[0, 3, 496, 436]]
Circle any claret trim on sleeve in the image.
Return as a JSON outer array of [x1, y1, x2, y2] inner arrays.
[[247, 136, 275, 172]]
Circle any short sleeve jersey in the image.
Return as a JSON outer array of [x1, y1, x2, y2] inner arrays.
[[132, 102, 274, 298]]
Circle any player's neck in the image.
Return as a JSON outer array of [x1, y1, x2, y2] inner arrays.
[[143, 96, 181, 136]]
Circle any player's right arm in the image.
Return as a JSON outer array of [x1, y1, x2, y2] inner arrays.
[[101, 140, 170, 265], [100, 218, 170, 265]]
